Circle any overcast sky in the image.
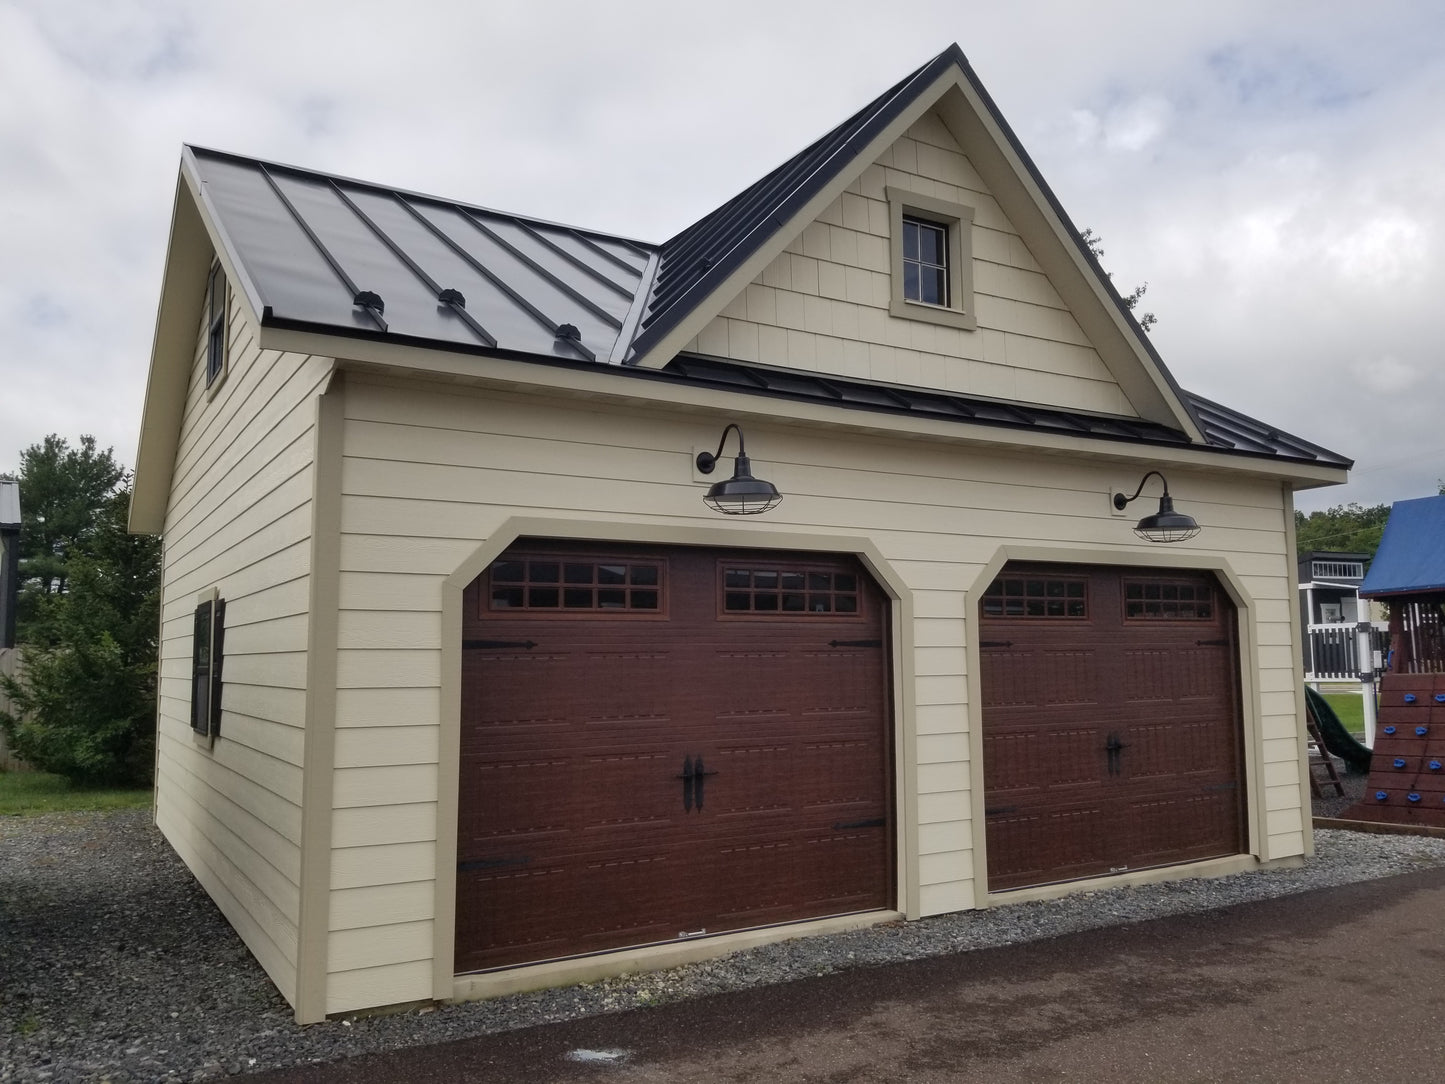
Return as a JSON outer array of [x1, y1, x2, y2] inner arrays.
[[3, 0, 1442, 513]]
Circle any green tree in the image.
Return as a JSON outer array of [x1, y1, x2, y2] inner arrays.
[[1, 438, 160, 786], [1080, 228, 1157, 332], [1294, 502, 1392, 561], [9, 435, 125, 624]]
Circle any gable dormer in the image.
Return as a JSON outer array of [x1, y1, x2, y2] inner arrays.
[[628, 46, 1204, 441], [680, 108, 1135, 417]]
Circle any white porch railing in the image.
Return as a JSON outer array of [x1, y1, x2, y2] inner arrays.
[[1304, 621, 1389, 682]]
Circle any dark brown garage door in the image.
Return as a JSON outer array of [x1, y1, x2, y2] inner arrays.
[[456, 540, 893, 972], [980, 563, 1245, 892]]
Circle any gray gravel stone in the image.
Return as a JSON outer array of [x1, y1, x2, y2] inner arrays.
[[4, 807, 1444, 1082]]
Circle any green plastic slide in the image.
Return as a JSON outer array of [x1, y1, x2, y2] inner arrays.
[[1304, 686, 1373, 775]]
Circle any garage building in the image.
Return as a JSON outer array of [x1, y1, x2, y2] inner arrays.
[[130, 44, 1350, 1021]]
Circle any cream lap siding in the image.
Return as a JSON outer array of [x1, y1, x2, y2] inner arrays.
[[683, 110, 1134, 418], [153, 291, 333, 1010], [328, 373, 1305, 1008]]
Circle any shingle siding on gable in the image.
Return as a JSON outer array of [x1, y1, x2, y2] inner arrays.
[[684, 113, 1134, 417]]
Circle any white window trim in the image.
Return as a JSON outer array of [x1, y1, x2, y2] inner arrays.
[[887, 186, 976, 331]]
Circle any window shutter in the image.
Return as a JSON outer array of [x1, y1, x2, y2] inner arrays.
[[191, 597, 226, 737], [191, 600, 213, 734], [210, 598, 226, 736]]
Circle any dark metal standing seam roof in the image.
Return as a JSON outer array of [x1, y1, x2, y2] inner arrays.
[[629, 48, 961, 359], [1186, 394, 1353, 467], [660, 354, 1353, 470], [190, 147, 654, 365], [179, 54, 1351, 476]]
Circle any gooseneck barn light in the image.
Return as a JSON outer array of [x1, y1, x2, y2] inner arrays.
[[1113, 470, 1201, 543], [696, 423, 783, 515]]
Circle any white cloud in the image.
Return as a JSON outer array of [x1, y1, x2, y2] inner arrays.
[[2, 0, 1444, 511], [1351, 355, 1420, 395], [1103, 95, 1172, 152], [1328, 211, 1431, 288]]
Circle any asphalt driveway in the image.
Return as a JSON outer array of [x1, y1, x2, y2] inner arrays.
[[254, 864, 1445, 1083]]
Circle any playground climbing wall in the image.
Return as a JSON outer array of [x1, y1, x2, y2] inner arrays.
[[1343, 672, 1445, 827]]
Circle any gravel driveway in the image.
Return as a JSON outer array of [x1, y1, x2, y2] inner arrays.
[[5, 785, 1444, 1083]]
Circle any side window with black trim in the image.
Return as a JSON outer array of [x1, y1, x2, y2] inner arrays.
[[191, 595, 226, 738], [206, 263, 228, 389]]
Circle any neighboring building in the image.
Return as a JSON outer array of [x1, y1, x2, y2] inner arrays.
[[0, 479, 23, 771], [1298, 551, 1370, 627], [0, 479, 18, 649], [130, 45, 1351, 1022], [1297, 550, 1385, 683]]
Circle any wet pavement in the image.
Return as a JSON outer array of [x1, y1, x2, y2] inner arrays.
[[255, 864, 1445, 1083]]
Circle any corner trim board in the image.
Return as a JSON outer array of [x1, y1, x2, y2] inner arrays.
[[295, 370, 345, 1024]]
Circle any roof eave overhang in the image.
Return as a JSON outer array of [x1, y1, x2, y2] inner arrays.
[[130, 153, 276, 535], [1361, 586, 1445, 599], [258, 323, 1348, 489], [129, 170, 211, 534]]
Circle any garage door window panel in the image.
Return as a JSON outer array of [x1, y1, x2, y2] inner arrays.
[[721, 565, 860, 616], [487, 557, 665, 615], [983, 577, 1087, 618], [1123, 579, 1214, 621]]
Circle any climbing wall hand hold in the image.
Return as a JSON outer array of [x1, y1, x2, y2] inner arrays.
[[1405, 694, 1418, 704], [1376, 791, 1389, 801], [1418, 727, 1430, 736], [1395, 759, 1408, 769], [1431, 761, 1442, 772], [1409, 793, 1422, 803], [1436, 694, 1445, 703], [1384, 726, 1398, 735]]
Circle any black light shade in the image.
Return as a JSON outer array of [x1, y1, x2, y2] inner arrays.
[[1113, 471, 1201, 543], [696, 424, 783, 516]]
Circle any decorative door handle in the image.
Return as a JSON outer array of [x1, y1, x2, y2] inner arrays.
[[676, 755, 719, 812], [1104, 733, 1128, 776]]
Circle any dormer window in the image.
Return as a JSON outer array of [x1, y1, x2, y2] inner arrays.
[[887, 187, 976, 331], [206, 263, 228, 389], [902, 218, 948, 305]]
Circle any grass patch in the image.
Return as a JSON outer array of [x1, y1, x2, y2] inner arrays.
[[0, 770, 151, 816], [1320, 691, 1367, 742]]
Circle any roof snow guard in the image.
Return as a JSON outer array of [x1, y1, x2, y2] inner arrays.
[[188, 147, 654, 365], [1360, 495, 1445, 598]]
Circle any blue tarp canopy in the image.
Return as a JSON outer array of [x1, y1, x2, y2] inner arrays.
[[1359, 495, 1445, 597]]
